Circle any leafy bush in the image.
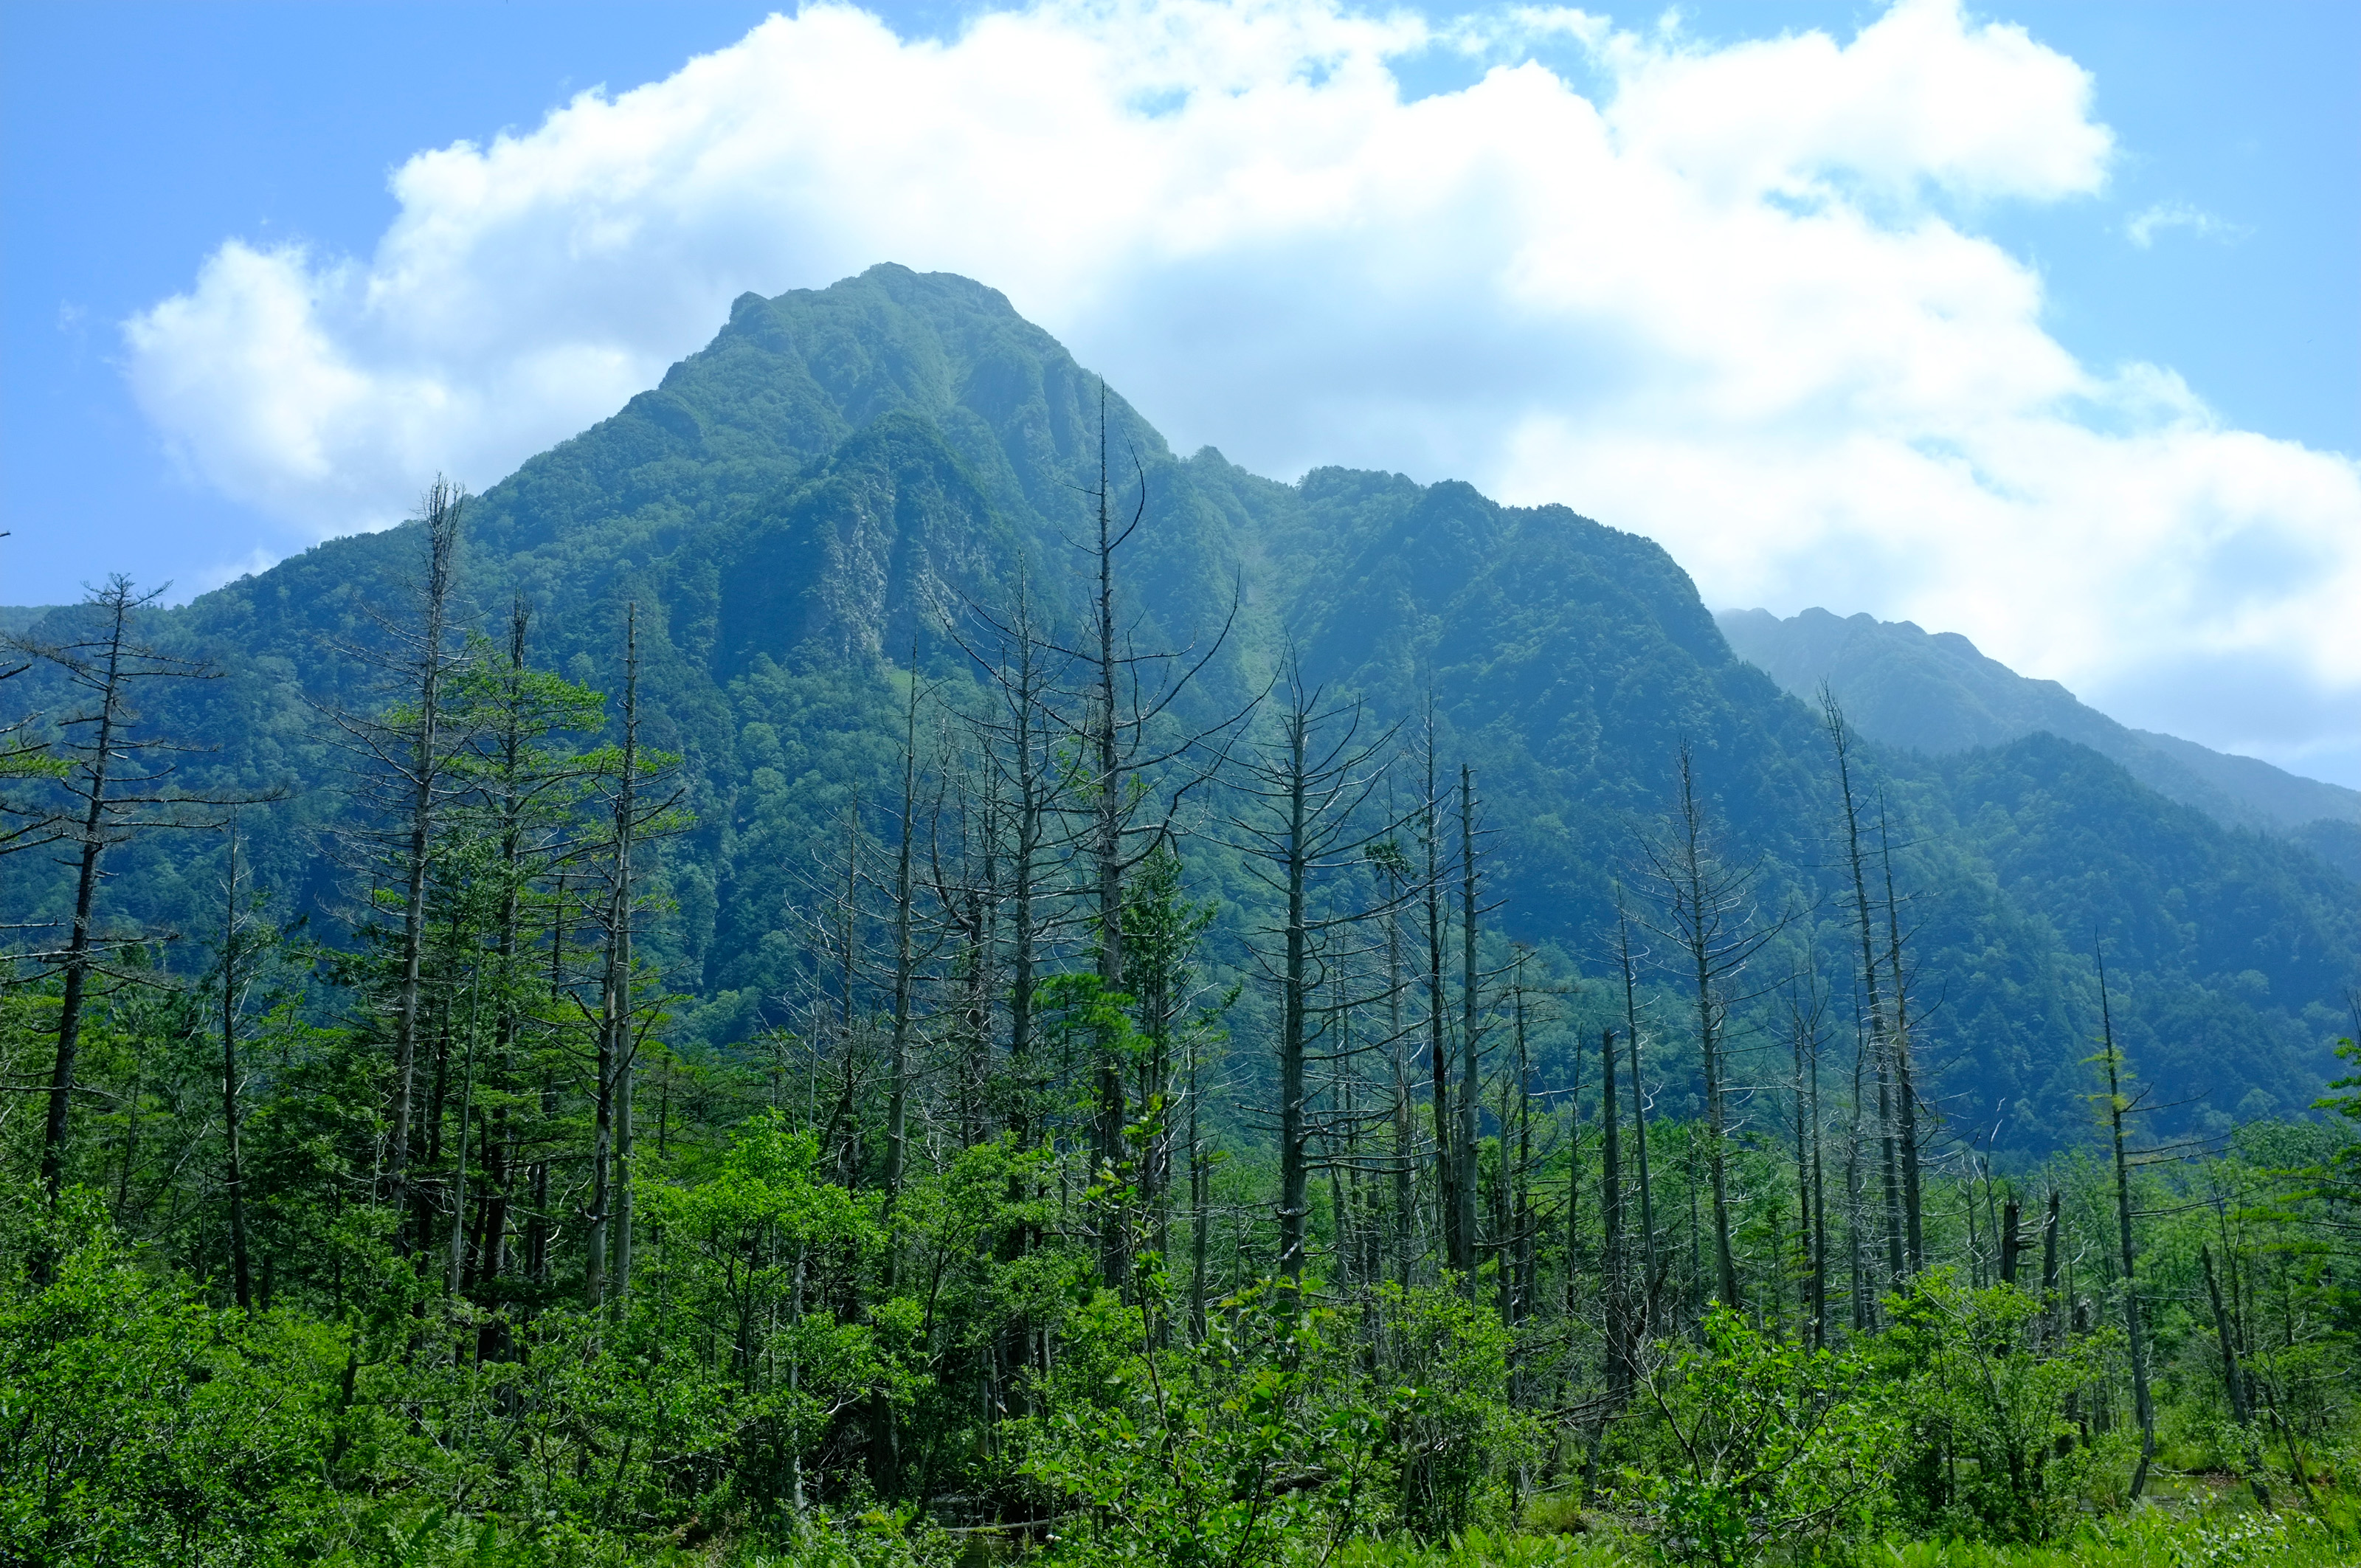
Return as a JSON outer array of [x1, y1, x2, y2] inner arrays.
[[1622, 1308, 1901, 1566], [1018, 1279, 1386, 1567], [0, 1191, 345, 1566], [1373, 1282, 1544, 1538], [1876, 1272, 2117, 1543]]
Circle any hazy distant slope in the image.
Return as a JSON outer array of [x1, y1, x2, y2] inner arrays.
[[1718, 607, 2361, 837], [0, 606, 61, 637]]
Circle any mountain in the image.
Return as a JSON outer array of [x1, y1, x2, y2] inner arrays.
[[0, 606, 60, 638], [7, 264, 2358, 1148], [1716, 607, 2361, 843]]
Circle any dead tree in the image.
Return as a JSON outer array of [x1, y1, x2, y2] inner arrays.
[[15, 575, 245, 1201], [582, 606, 682, 1308], [1419, 705, 1462, 1277], [1220, 662, 1400, 1296], [1455, 764, 1490, 1291], [1788, 963, 1831, 1347], [957, 390, 1245, 1290], [1819, 688, 1907, 1285], [318, 480, 471, 1243], [941, 564, 1082, 1145], [216, 817, 256, 1309], [1636, 742, 1778, 1311], [1877, 804, 1927, 1274], [1614, 897, 1660, 1331], [2095, 947, 2159, 1497]]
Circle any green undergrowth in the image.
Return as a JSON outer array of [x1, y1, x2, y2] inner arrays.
[[1872, 1504, 2356, 1567], [1310, 1507, 2357, 1568]]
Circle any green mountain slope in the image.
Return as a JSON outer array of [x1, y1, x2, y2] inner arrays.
[[8, 264, 2358, 1148]]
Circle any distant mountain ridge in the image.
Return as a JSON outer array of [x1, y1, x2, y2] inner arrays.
[[1717, 607, 2361, 851]]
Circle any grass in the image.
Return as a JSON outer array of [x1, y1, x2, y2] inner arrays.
[[1312, 1496, 2359, 1568]]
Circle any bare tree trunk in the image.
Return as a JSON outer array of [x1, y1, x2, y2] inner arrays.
[[2039, 1189, 2061, 1338], [883, 671, 919, 1274], [1617, 904, 1658, 1323], [2202, 1243, 2270, 1505], [1600, 1025, 1626, 1395], [1820, 691, 1903, 1288], [2098, 950, 2157, 1496], [448, 966, 481, 1296], [1089, 389, 1130, 1294], [388, 483, 464, 1244], [1789, 999, 1811, 1341], [1389, 868, 1414, 1290], [1456, 764, 1482, 1293], [1880, 817, 1924, 1275], [609, 611, 640, 1310], [1004, 571, 1051, 1145], [1277, 710, 1311, 1293], [1425, 714, 1457, 1277], [1876, 1054, 1904, 1284], [220, 821, 253, 1310], [41, 587, 131, 1202], [1659, 747, 1740, 1310], [1189, 1021, 1209, 1341], [1808, 1037, 1828, 1350], [874, 663, 921, 1493]]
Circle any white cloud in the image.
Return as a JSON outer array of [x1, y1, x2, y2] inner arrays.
[[2126, 198, 2248, 249], [121, 0, 2361, 781]]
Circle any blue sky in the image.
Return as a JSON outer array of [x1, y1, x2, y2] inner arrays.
[[1, 0, 2357, 780]]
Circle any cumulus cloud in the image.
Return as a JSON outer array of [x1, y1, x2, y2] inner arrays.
[[121, 0, 2361, 780]]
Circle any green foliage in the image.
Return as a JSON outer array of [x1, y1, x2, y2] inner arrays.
[[1875, 1504, 2354, 1568], [1376, 1282, 1543, 1538], [1331, 1528, 1639, 1567], [1625, 1309, 1901, 1566], [0, 1189, 345, 1567], [1876, 1274, 2115, 1543], [1020, 1281, 1385, 1567]]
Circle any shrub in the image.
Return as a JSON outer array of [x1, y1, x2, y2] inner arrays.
[[1622, 1308, 1899, 1567]]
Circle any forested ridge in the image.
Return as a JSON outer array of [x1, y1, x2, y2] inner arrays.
[[4, 264, 2360, 1567]]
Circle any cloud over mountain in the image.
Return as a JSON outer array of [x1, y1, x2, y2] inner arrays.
[[122, 0, 2361, 781]]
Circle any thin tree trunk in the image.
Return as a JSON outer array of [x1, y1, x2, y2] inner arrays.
[[1599, 1026, 1625, 1395], [1880, 818, 1924, 1275], [2099, 950, 2158, 1497], [1808, 1037, 1828, 1350], [1617, 905, 1658, 1324], [41, 590, 131, 1202], [1821, 692, 1901, 1287], [1277, 711, 1310, 1293], [609, 609, 640, 1310], [874, 662, 921, 1493], [387, 483, 463, 1246], [1791, 1007, 1811, 1340], [1455, 764, 1481, 1287], [1425, 716, 1456, 1277], [448, 966, 482, 1296], [2202, 1243, 2270, 1505], [221, 821, 253, 1310], [1670, 752, 1740, 1310], [1189, 1022, 1209, 1341]]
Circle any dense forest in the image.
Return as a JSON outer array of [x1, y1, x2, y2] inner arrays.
[[5, 266, 2361, 1567]]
